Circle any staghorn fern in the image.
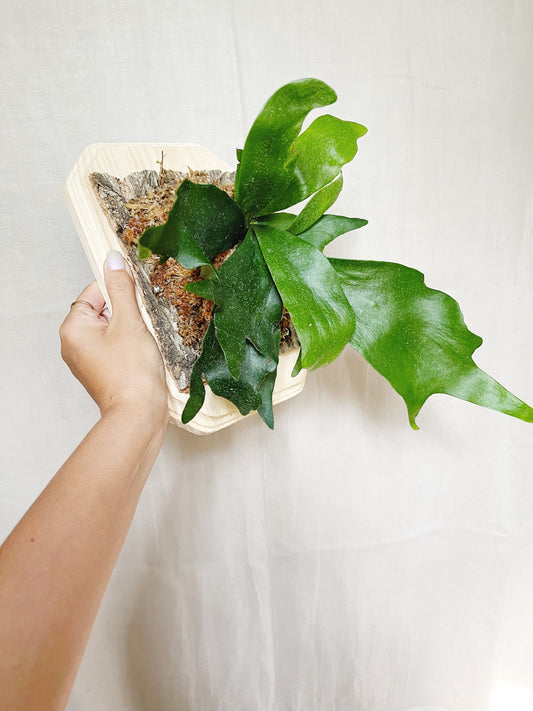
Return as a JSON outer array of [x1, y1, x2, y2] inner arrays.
[[138, 78, 533, 430]]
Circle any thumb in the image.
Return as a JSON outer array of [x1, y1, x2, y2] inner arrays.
[[103, 250, 142, 323]]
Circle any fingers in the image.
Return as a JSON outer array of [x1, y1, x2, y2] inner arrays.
[[61, 283, 105, 345], [100, 305, 111, 323], [103, 250, 143, 324], [71, 281, 106, 314]]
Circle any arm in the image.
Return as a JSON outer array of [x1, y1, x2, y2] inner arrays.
[[0, 251, 168, 711]]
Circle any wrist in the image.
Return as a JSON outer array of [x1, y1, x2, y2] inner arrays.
[[100, 398, 168, 439]]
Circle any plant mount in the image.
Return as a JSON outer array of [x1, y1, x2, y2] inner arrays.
[[67, 79, 533, 432]]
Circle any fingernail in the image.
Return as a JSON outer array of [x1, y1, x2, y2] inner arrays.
[[106, 250, 125, 270]]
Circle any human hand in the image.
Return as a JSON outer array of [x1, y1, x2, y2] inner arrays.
[[60, 250, 168, 424]]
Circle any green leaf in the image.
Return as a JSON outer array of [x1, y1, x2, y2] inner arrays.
[[254, 213, 296, 230], [256, 212, 368, 252], [138, 179, 246, 269], [280, 114, 366, 210], [257, 368, 278, 429], [330, 258, 533, 428], [235, 78, 336, 219], [185, 230, 283, 379], [137, 242, 152, 260], [181, 341, 209, 425], [297, 214, 368, 252], [287, 174, 344, 235], [235, 78, 366, 219], [291, 350, 303, 378], [181, 321, 279, 428], [254, 223, 355, 370]]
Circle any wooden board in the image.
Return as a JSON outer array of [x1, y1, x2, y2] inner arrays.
[[63, 143, 306, 434]]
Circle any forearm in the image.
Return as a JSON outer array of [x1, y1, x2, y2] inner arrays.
[[0, 405, 167, 711]]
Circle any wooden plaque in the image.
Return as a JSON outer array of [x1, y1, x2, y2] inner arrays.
[[63, 143, 306, 434]]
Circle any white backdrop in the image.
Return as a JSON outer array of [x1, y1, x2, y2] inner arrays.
[[1, 2, 533, 710]]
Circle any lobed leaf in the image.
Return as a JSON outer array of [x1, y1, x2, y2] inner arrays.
[[280, 114, 366, 210], [254, 223, 355, 370], [138, 179, 246, 269], [235, 78, 366, 219], [185, 229, 283, 379], [182, 321, 280, 429], [330, 258, 533, 428]]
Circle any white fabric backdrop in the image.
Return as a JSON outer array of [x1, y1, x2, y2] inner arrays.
[[1, 1, 533, 710]]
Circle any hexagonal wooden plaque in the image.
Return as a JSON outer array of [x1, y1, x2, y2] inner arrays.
[[63, 143, 306, 434]]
